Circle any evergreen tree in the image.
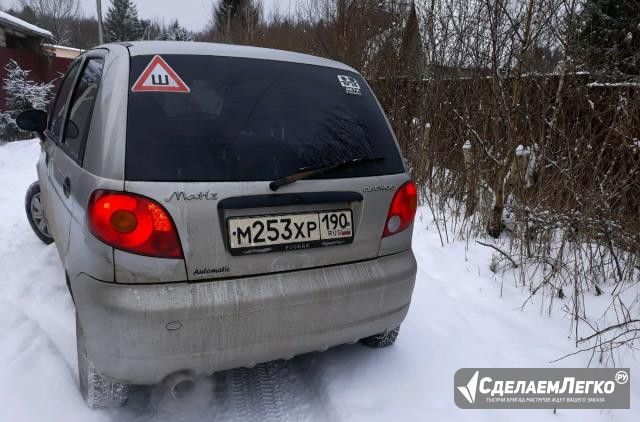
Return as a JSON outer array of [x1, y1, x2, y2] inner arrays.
[[6, 6, 39, 26], [103, 0, 144, 42], [398, 1, 424, 77], [0, 61, 54, 141], [158, 20, 193, 41], [213, 0, 260, 40], [577, 0, 640, 80]]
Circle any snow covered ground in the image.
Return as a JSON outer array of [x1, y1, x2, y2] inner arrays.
[[1, 139, 638, 422]]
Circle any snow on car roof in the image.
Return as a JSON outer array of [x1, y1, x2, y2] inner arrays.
[[0, 11, 53, 39], [123, 41, 356, 72]]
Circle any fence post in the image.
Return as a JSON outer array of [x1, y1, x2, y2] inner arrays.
[[463, 140, 476, 215]]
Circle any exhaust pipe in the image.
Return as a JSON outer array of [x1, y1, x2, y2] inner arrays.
[[165, 372, 196, 400]]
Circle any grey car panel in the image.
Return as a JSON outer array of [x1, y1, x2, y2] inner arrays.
[[114, 249, 187, 283], [379, 221, 415, 256], [126, 41, 356, 72], [73, 249, 416, 384], [66, 173, 122, 282], [49, 145, 79, 265], [36, 139, 55, 241], [82, 45, 129, 180], [68, 219, 116, 282]]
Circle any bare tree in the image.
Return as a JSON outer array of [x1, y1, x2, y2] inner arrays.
[[21, 0, 81, 44]]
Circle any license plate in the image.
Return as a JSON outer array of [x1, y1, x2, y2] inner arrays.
[[227, 210, 353, 254]]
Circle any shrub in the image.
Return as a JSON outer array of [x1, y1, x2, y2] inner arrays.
[[0, 60, 54, 142]]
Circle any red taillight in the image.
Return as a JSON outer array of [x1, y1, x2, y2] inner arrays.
[[87, 190, 183, 258], [383, 181, 418, 237]]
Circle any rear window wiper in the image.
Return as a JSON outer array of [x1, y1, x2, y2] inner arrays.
[[269, 156, 385, 191]]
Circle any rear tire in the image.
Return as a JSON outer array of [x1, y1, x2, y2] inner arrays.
[[25, 181, 54, 244], [76, 315, 129, 408], [360, 326, 400, 348]]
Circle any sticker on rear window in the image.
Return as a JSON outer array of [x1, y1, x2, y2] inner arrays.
[[337, 75, 362, 96], [131, 55, 190, 93]]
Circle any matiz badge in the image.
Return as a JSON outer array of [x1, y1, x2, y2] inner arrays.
[[337, 75, 362, 95]]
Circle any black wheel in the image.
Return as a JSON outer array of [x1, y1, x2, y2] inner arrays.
[[360, 326, 400, 348], [25, 182, 54, 244], [76, 315, 129, 408]]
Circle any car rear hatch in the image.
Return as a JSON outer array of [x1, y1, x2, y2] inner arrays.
[[121, 53, 409, 282]]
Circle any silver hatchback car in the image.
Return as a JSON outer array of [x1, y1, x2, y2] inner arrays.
[[18, 41, 417, 408]]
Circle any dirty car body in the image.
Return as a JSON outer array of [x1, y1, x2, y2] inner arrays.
[[34, 42, 417, 397]]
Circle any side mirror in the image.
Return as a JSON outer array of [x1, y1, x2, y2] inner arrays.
[[16, 109, 47, 133], [64, 120, 79, 139]]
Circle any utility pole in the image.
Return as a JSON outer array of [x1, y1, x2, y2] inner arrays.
[[97, 0, 104, 44], [226, 5, 231, 42]]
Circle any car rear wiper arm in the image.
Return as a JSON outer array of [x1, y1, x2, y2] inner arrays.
[[269, 156, 385, 191]]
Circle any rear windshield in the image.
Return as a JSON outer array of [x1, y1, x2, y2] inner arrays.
[[126, 55, 404, 182]]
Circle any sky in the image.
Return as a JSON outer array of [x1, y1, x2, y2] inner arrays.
[[77, 0, 298, 32]]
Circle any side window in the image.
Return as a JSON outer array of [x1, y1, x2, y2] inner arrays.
[[49, 62, 81, 140], [61, 58, 105, 163]]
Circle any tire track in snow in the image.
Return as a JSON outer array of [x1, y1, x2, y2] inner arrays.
[[120, 353, 340, 422], [216, 355, 339, 422]]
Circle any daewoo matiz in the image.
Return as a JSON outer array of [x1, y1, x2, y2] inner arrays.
[[18, 41, 418, 408]]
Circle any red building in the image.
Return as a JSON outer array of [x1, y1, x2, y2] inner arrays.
[[0, 11, 73, 104]]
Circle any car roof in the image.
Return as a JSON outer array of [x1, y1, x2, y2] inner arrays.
[[104, 41, 357, 73]]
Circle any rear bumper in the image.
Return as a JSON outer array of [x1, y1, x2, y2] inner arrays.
[[73, 250, 417, 384]]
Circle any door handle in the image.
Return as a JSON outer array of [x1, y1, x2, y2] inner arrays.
[[63, 177, 71, 198]]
